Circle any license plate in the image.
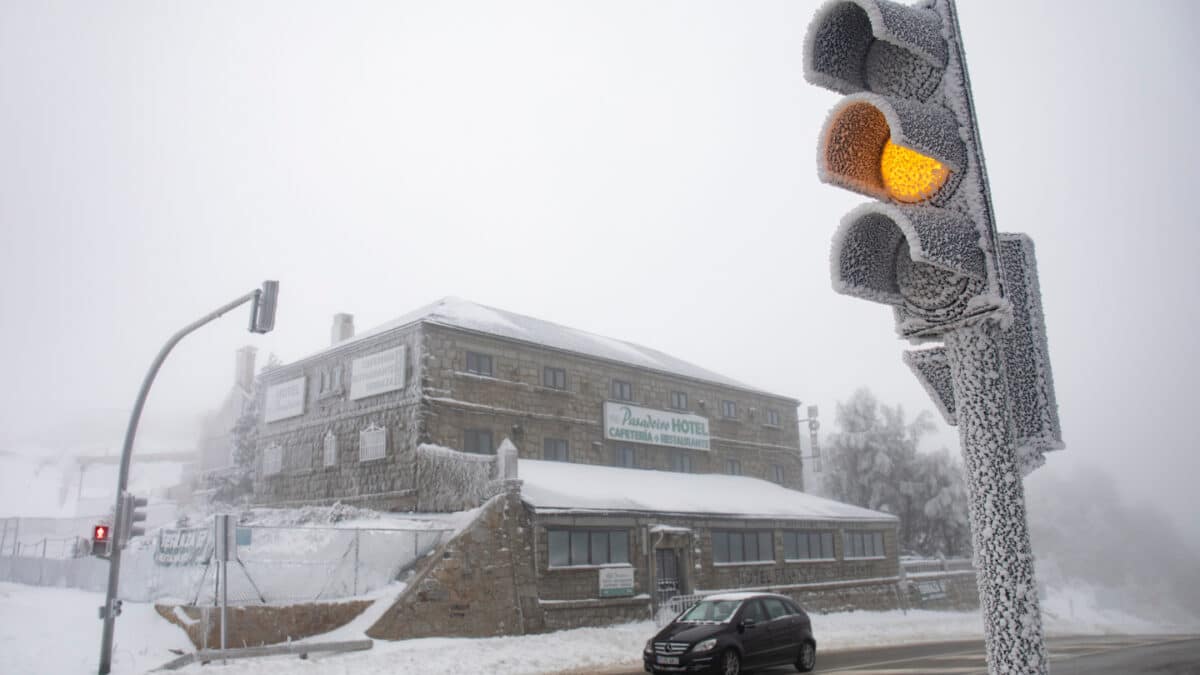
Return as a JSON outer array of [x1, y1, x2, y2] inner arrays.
[[657, 656, 679, 665]]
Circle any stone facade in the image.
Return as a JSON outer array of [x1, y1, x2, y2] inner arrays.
[[529, 510, 902, 627], [252, 301, 803, 507], [420, 323, 804, 489]]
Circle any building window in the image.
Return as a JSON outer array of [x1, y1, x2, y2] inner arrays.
[[721, 400, 737, 418], [611, 379, 633, 401], [670, 390, 688, 410], [671, 451, 693, 473], [464, 429, 494, 455], [843, 531, 886, 559], [771, 464, 785, 484], [359, 424, 387, 462], [323, 430, 337, 467], [784, 531, 835, 560], [543, 438, 569, 462], [262, 444, 282, 476], [547, 529, 630, 567], [766, 409, 781, 427], [712, 530, 774, 564], [725, 459, 742, 476], [543, 366, 567, 390], [614, 446, 636, 468], [465, 351, 493, 376]]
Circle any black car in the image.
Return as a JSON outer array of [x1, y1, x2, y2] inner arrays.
[[643, 592, 817, 675]]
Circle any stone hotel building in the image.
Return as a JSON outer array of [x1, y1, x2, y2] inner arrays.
[[249, 298, 905, 634], [254, 297, 810, 506]]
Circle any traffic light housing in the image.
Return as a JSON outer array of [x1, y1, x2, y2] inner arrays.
[[91, 524, 112, 559], [118, 493, 147, 549], [249, 280, 279, 334], [805, 0, 1008, 340]]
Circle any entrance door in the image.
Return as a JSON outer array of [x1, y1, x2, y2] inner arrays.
[[655, 549, 680, 605]]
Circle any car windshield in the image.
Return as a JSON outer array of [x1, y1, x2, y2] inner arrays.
[[678, 599, 742, 624]]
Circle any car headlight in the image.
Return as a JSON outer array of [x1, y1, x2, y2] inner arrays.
[[690, 638, 717, 653], [644, 640, 654, 654]]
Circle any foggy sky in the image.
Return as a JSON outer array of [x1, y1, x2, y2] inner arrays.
[[2, 1, 1198, 545]]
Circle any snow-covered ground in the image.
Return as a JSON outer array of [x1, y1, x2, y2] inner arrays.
[[3, 581, 1195, 675]]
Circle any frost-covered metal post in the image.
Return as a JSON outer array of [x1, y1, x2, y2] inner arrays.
[[803, 1, 1063, 673], [97, 281, 279, 675]]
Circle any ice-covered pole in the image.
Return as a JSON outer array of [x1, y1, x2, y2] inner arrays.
[[944, 323, 1046, 673], [97, 282, 277, 675]]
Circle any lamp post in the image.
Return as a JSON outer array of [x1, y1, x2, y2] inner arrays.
[[97, 281, 278, 675]]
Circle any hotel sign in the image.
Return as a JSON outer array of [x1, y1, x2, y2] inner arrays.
[[350, 345, 406, 401], [264, 376, 306, 423], [603, 402, 710, 451]]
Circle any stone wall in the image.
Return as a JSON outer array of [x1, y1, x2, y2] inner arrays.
[[421, 323, 806, 489], [253, 324, 424, 509], [367, 484, 543, 639], [156, 599, 371, 649]]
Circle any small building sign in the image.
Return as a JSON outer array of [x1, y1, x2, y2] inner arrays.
[[603, 402, 710, 451], [599, 566, 635, 598], [155, 527, 211, 566], [350, 346, 407, 401], [264, 376, 306, 423]]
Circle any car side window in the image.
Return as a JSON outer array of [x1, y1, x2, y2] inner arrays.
[[763, 598, 791, 620], [742, 600, 767, 623]]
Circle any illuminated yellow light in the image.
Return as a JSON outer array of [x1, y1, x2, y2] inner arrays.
[[880, 139, 949, 203]]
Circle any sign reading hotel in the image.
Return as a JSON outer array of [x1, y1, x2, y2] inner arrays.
[[603, 402, 710, 451], [350, 345, 406, 401], [264, 376, 306, 423]]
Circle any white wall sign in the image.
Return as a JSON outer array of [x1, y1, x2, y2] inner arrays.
[[359, 424, 387, 462], [598, 566, 635, 598], [262, 443, 282, 476], [350, 346, 407, 401], [603, 402, 710, 451], [264, 377, 306, 423]]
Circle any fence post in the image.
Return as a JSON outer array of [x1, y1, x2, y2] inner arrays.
[[12, 519, 19, 557], [0, 519, 8, 557], [39, 538, 47, 585], [353, 530, 360, 596]]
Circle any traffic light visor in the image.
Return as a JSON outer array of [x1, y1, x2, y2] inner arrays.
[[831, 202, 986, 308], [804, 0, 947, 101], [819, 94, 965, 205]]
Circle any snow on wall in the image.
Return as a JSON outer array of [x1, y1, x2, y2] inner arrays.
[[415, 444, 497, 513]]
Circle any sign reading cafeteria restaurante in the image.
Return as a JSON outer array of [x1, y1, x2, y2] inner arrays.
[[603, 401, 710, 451]]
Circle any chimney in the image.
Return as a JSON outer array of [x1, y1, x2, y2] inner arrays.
[[331, 313, 355, 345], [235, 346, 257, 393]]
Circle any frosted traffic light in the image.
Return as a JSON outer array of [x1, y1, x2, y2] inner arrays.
[[250, 280, 279, 334], [118, 494, 148, 548], [805, 0, 1008, 339]]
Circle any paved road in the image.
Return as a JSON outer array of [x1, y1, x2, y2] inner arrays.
[[586, 635, 1200, 675]]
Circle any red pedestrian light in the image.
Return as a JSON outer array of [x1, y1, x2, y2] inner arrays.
[[94, 525, 109, 542]]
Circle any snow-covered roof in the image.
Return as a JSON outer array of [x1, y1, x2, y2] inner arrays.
[[316, 297, 786, 398], [518, 459, 897, 522]]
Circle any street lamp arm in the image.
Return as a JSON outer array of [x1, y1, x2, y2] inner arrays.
[[98, 287, 262, 675]]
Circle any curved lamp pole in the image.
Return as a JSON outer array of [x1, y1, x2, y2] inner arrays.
[[97, 281, 278, 675]]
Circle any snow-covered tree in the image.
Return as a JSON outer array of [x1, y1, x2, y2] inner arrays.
[[823, 388, 969, 557]]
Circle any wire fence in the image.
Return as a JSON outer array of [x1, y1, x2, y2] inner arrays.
[[0, 516, 451, 606]]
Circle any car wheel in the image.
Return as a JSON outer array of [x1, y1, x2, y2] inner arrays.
[[720, 648, 740, 675], [796, 640, 816, 672]]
